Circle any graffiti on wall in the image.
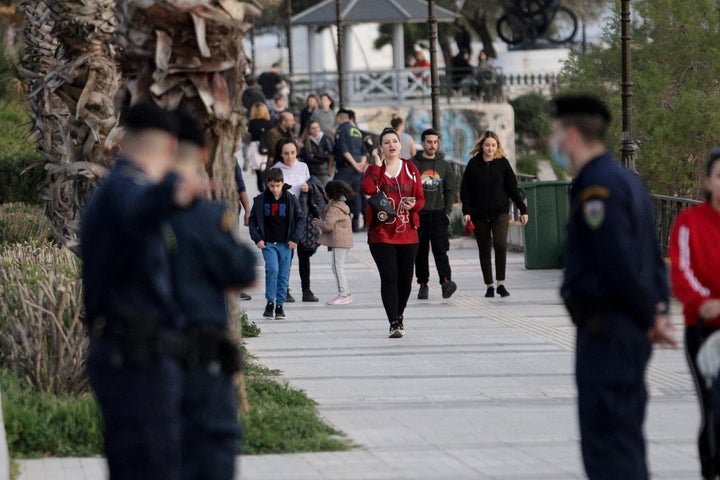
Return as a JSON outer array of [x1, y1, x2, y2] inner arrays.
[[356, 104, 515, 165]]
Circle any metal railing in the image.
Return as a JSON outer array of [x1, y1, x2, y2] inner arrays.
[[449, 160, 701, 252], [291, 67, 558, 104], [652, 194, 701, 257]]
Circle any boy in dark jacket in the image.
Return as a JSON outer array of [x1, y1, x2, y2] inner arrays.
[[249, 168, 305, 319]]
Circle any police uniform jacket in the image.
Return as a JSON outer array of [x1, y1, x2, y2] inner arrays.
[[562, 151, 668, 329], [248, 185, 305, 245], [80, 157, 183, 330], [333, 121, 365, 172], [460, 155, 527, 222], [168, 200, 257, 328]]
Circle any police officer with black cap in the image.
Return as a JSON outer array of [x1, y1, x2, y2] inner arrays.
[[333, 108, 367, 231], [169, 109, 257, 480], [549, 94, 677, 479], [81, 100, 206, 479]]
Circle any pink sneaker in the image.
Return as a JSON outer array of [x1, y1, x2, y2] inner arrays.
[[327, 294, 352, 305]]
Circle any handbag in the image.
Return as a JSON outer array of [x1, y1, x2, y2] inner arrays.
[[246, 141, 267, 171], [368, 188, 397, 223]]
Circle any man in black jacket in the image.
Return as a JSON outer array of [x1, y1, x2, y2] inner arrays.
[[241, 75, 266, 114], [411, 128, 457, 299]]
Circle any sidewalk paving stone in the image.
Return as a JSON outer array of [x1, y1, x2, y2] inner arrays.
[[15, 231, 701, 479]]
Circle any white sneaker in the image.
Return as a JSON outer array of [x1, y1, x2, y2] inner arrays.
[[327, 294, 352, 305]]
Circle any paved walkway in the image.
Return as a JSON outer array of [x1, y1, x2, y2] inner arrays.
[[16, 232, 701, 479]]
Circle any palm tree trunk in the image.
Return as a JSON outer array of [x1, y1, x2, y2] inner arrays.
[[19, 0, 119, 245]]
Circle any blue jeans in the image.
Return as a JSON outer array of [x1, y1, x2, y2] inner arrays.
[[262, 242, 292, 306]]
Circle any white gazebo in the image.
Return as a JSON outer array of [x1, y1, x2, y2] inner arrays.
[[291, 0, 457, 103]]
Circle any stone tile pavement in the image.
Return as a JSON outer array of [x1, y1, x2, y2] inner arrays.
[[13, 234, 701, 479]]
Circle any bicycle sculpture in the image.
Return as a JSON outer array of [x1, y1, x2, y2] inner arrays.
[[496, 0, 578, 46]]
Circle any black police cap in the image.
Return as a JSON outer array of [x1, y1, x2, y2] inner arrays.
[[549, 94, 611, 123], [337, 108, 352, 116], [174, 109, 206, 147], [121, 99, 179, 135]]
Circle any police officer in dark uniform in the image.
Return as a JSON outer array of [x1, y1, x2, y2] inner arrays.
[[549, 94, 676, 479], [169, 110, 257, 480], [333, 108, 367, 231], [80, 100, 205, 480]]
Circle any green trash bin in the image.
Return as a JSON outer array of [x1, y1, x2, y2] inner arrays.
[[519, 180, 571, 269]]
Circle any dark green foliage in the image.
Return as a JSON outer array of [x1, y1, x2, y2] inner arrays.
[[241, 309, 261, 338], [0, 103, 44, 204], [0, 369, 103, 458], [558, 0, 720, 198], [516, 153, 541, 176], [511, 92, 551, 154]]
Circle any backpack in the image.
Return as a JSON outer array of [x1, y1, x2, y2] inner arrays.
[[299, 179, 327, 251]]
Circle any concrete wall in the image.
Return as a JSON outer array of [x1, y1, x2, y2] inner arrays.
[[352, 102, 515, 166]]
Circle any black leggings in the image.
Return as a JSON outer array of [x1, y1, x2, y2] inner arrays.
[[472, 213, 510, 285], [686, 324, 720, 479], [297, 243, 316, 291], [369, 242, 418, 326]]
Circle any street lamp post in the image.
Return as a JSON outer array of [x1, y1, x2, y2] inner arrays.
[[336, 0, 345, 108], [286, 0, 295, 107], [428, 0, 440, 131], [620, 0, 636, 171]]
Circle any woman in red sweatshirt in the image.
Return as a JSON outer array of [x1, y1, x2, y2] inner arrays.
[[362, 127, 425, 338], [670, 150, 720, 479]]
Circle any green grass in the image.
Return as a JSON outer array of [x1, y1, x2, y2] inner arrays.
[[243, 377, 350, 454], [1, 346, 350, 458], [0, 369, 102, 457], [242, 348, 352, 454]]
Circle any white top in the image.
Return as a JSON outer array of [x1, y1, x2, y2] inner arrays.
[[399, 132, 414, 159], [271, 160, 311, 198]]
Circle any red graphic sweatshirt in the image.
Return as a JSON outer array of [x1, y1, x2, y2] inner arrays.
[[361, 160, 425, 244]]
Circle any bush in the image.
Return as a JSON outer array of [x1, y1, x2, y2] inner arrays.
[[516, 153, 541, 177], [0, 203, 51, 244], [510, 92, 551, 154], [0, 102, 44, 204], [0, 369, 102, 457], [0, 243, 87, 396]]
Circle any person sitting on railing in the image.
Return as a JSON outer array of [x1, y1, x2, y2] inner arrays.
[[415, 51, 430, 69], [473, 50, 496, 102], [450, 49, 473, 96]]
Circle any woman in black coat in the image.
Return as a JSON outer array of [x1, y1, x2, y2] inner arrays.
[[247, 102, 273, 192], [300, 120, 334, 186], [460, 130, 529, 298]]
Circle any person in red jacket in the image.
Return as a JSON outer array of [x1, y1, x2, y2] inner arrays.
[[670, 149, 720, 479], [362, 127, 425, 338]]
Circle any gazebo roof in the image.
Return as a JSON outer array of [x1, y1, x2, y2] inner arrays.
[[292, 0, 458, 26]]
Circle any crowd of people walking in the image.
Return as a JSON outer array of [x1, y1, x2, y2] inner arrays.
[[236, 65, 532, 341], [78, 78, 720, 480]]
